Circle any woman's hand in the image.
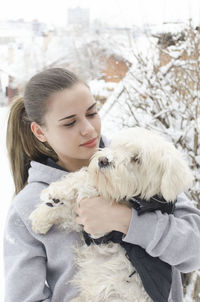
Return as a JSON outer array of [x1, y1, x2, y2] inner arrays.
[[74, 197, 132, 235]]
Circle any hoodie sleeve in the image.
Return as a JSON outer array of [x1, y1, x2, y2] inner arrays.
[[122, 194, 200, 273], [4, 205, 51, 302]]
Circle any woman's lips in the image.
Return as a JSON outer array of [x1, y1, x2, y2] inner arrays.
[[80, 137, 98, 148]]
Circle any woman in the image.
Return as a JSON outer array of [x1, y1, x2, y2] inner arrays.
[[4, 68, 200, 301]]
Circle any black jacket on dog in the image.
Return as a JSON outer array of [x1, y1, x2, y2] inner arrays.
[[83, 196, 176, 302]]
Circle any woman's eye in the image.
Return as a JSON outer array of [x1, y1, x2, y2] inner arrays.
[[63, 112, 97, 127], [64, 121, 76, 127], [87, 112, 97, 117]]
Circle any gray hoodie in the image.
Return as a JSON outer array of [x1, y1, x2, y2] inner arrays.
[[4, 160, 200, 302]]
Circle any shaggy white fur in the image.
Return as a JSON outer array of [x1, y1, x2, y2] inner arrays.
[[30, 127, 193, 302]]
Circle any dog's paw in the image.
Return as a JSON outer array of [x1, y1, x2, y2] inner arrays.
[[45, 197, 64, 208], [40, 188, 66, 207], [29, 203, 57, 234]]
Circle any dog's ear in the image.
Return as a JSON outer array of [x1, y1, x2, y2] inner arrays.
[[160, 153, 194, 201]]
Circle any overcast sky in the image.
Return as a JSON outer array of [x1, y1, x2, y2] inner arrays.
[[0, 0, 200, 27]]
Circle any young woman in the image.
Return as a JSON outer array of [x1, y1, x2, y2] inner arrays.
[[4, 68, 200, 302]]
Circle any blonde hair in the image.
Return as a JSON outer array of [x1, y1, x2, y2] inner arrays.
[[6, 68, 82, 195]]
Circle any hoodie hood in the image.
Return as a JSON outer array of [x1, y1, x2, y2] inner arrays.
[[28, 161, 67, 186]]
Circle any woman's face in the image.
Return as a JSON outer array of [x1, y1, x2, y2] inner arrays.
[[35, 83, 101, 171]]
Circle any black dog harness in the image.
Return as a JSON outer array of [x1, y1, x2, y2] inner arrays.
[[83, 195, 176, 302]]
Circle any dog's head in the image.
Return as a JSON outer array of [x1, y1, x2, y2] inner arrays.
[[88, 127, 193, 202]]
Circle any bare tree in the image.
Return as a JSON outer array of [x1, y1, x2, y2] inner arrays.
[[102, 23, 200, 300]]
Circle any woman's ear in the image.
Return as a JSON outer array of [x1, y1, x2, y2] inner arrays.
[[31, 122, 47, 142]]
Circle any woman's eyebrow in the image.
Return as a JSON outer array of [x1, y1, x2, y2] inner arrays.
[[87, 102, 96, 111], [58, 114, 75, 121], [58, 102, 96, 121]]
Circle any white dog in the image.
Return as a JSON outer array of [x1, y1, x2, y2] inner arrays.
[[30, 127, 193, 302]]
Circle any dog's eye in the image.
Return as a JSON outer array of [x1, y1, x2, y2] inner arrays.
[[131, 155, 140, 164]]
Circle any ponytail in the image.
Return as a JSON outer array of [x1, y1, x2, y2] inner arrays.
[[7, 68, 83, 195], [6, 97, 57, 195]]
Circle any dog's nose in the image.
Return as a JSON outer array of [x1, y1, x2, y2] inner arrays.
[[98, 156, 110, 168]]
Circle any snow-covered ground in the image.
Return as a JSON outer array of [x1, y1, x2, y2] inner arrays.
[[0, 106, 14, 301]]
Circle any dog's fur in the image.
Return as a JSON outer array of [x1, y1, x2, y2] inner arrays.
[[30, 127, 193, 302]]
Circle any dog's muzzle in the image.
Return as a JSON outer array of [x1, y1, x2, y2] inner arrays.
[[98, 156, 111, 168]]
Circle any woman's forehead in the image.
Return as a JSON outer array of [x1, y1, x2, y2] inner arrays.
[[45, 84, 95, 119]]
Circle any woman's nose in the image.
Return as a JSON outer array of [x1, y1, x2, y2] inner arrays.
[[80, 119, 95, 136]]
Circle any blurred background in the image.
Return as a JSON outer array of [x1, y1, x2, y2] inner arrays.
[[1, 0, 200, 301]]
